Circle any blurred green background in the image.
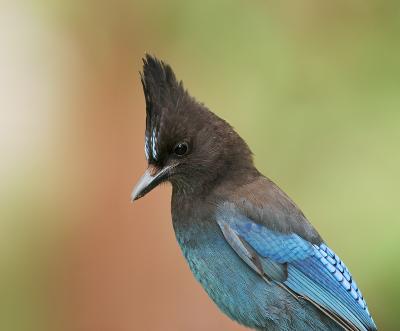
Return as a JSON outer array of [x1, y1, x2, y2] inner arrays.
[[1, 1, 399, 330]]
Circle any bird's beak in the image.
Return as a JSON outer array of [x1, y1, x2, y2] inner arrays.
[[130, 165, 172, 202]]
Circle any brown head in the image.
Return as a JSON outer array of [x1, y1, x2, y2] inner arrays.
[[131, 55, 256, 201]]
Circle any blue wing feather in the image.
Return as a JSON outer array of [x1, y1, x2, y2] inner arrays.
[[219, 206, 314, 262], [216, 205, 377, 331]]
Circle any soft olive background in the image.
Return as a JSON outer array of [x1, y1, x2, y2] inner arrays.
[[1, 1, 399, 330]]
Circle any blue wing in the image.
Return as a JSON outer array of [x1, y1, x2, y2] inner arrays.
[[216, 204, 377, 331]]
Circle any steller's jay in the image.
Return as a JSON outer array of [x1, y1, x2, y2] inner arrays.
[[131, 55, 377, 331]]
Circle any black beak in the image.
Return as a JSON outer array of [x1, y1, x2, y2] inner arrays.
[[130, 165, 172, 202]]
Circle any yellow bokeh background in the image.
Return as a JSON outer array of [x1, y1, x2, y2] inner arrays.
[[1, 1, 399, 330]]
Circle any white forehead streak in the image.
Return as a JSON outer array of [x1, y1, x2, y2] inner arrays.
[[144, 136, 149, 160], [151, 128, 158, 160]]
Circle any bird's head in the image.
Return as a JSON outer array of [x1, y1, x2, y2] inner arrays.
[[131, 55, 255, 202]]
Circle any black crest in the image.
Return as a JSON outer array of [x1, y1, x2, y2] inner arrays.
[[140, 54, 189, 161]]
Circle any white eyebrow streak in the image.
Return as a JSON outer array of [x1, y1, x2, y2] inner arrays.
[[151, 128, 158, 160], [144, 136, 150, 160]]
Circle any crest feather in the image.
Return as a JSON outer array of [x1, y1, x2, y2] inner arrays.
[[140, 54, 186, 116], [140, 54, 188, 161]]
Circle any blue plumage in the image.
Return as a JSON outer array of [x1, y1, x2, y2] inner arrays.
[[174, 212, 346, 331], [216, 203, 376, 331]]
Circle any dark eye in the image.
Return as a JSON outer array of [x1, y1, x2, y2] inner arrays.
[[173, 142, 188, 156]]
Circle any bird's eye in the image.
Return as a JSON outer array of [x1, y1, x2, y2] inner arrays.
[[173, 142, 188, 156]]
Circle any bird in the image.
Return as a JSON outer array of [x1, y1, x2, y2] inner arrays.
[[131, 54, 378, 331]]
